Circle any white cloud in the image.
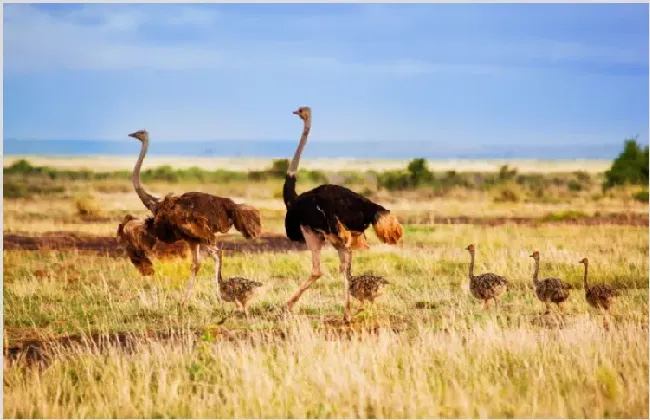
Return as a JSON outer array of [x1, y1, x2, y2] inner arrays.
[[3, 4, 646, 75], [2, 4, 502, 75]]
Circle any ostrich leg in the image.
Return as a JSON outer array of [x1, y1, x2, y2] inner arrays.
[[180, 244, 201, 307], [285, 228, 324, 311], [338, 248, 352, 323], [206, 244, 221, 294]]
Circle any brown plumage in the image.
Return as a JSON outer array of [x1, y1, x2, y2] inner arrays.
[[579, 257, 619, 311], [282, 107, 403, 323], [530, 251, 572, 314], [466, 244, 509, 309], [349, 272, 390, 304], [126, 130, 262, 307], [216, 249, 263, 316], [116, 214, 157, 276]]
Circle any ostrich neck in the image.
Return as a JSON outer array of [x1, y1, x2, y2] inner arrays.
[[132, 138, 158, 213], [533, 259, 540, 284], [287, 119, 311, 176], [468, 251, 475, 280], [583, 263, 589, 289]]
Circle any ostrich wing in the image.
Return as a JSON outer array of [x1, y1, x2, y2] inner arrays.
[[153, 192, 261, 244]]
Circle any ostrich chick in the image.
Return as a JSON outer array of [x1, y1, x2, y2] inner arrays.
[[579, 257, 619, 312], [347, 262, 390, 316], [216, 249, 263, 316], [530, 251, 572, 314], [465, 244, 509, 309]]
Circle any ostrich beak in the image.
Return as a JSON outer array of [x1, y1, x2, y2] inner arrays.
[[128, 132, 137, 138], [529, 254, 534, 258], [292, 109, 300, 115]]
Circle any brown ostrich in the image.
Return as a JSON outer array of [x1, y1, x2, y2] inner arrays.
[[530, 251, 573, 314], [282, 107, 403, 323], [579, 257, 619, 313], [126, 130, 262, 307], [215, 248, 263, 316], [116, 214, 157, 276], [465, 244, 509, 309]]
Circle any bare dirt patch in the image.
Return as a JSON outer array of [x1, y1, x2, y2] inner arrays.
[[4, 214, 646, 256], [3, 232, 307, 256]]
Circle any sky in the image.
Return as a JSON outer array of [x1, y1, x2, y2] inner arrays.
[[3, 3, 649, 151]]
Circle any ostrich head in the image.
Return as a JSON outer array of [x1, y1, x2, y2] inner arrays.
[[465, 244, 475, 253], [128, 130, 149, 142], [292, 107, 311, 121], [579, 257, 589, 264], [530, 250, 540, 260]]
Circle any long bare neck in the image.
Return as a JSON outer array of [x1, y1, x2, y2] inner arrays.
[[468, 251, 475, 280], [132, 138, 159, 213], [283, 117, 311, 208], [533, 259, 540, 284], [583, 263, 589, 289], [287, 117, 311, 176]]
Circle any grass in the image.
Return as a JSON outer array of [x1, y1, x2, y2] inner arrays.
[[3, 222, 649, 417], [2, 158, 649, 418]]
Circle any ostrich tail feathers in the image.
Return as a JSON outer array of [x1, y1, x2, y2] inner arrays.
[[231, 204, 262, 239], [373, 212, 403, 245]]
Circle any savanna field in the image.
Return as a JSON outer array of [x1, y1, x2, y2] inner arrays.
[[3, 156, 649, 418]]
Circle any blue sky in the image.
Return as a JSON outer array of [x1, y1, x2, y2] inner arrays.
[[3, 3, 649, 150]]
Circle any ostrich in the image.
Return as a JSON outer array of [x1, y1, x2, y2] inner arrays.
[[127, 129, 262, 307], [347, 262, 390, 317], [215, 248, 263, 316], [116, 214, 157, 276], [530, 251, 572, 314], [465, 244, 509, 309], [282, 107, 403, 323], [579, 257, 619, 328]]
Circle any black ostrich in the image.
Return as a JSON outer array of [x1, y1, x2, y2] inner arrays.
[[282, 107, 403, 322]]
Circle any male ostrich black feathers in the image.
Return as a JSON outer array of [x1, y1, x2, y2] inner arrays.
[[125, 129, 262, 306], [281, 107, 403, 323]]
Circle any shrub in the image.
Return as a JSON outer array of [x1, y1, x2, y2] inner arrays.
[[498, 165, 518, 181], [269, 159, 290, 177], [75, 195, 103, 218], [633, 190, 648, 203], [603, 138, 649, 190], [4, 182, 28, 198], [407, 158, 434, 187], [568, 181, 583, 192], [493, 187, 520, 203]]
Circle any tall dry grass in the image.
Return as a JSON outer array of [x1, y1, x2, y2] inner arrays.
[[3, 319, 647, 418]]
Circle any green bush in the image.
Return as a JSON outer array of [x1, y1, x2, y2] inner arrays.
[[603, 138, 649, 190], [498, 165, 518, 181], [269, 159, 290, 177], [4, 182, 28, 198], [633, 190, 648, 203]]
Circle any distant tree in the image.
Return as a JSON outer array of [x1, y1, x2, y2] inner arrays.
[[407, 158, 434, 187], [603, 137, 649, 190]]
